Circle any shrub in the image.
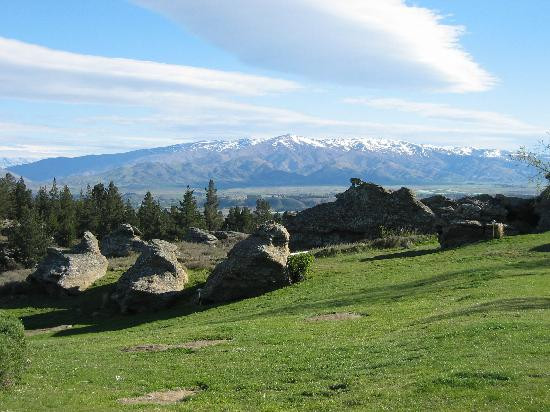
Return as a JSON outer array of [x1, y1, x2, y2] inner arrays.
[[286, 253, 314, 283], [0, 312, 26, 389]]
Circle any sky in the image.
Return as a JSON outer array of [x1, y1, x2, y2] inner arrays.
[[0, 0, 548, 159]]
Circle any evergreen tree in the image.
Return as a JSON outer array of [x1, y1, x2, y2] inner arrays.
[[56, 185, 77, 247], [0, 173, 17, 219], [204, 179, 223, 231], [13, 177, 33, 220], [77, 185, 99, 235], [238, 207, 255, 233], [46, 178, 60, 237], [137, 192, 166, 240], [104, 181, 125, 233], [254, 198, 273, 226], [176, 186, 204, 236], [123, 199, 138, 227], [7, 206, 49, 267], [223, 206, 241, 231]]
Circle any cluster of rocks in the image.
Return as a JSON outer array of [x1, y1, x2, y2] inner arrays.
[[29, 231, 108, 295], [422, 193, 541, 248], [25, 221, 290, 310], [183, 227, 248, 245], [284, 180, 436, 250]]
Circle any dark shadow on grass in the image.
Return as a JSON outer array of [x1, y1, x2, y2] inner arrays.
[[209, 257, 550, 325], [361, 248, 440, 262], [0, 278, 225, 337], [419, 297, 550, 324], [530, 243, 550, 253]]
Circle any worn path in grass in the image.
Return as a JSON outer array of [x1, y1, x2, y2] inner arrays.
[[0, 234, 549, 410]]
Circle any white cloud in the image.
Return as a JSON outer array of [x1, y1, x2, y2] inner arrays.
[[133, 0, 495, 93], [0, 36, 300, 104], [344, 97, 540, 132]]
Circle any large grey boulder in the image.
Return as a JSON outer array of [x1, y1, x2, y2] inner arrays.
[[213, 231, 248, 242], [423, 194, 537, 234], [202, 222, 291, 303], [284, 180, 436, 250], [100, 224, 147, 257], [184, 227, 218, 245], [30, 231, 108, 295], [112, 240, 188, 313], [439, 220, 504, 249]]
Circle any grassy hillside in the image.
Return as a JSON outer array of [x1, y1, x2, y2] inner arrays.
[[0, 234, 549, 411]]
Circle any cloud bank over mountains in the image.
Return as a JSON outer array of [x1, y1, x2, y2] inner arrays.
[[134, 0, 496, 93]]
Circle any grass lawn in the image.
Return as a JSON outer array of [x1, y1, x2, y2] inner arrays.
[[0, 233, 549, 411]]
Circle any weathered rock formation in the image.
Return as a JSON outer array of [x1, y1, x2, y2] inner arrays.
[[100, 224, 147, 257], [112, 240, 188, 313], [284, 181, 436, 250], [423, 194, 537, 234], [439, 220, 505, 249], [30, 231, 108, 295], [212, 231, 248, 242], [184, 227, 218, 245], [202, 222, 291, 303]]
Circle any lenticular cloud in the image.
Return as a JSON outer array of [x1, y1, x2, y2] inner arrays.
[[133, 0, 496, 93]]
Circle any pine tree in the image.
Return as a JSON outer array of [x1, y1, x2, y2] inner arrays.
[[254, 198, 273, 226], [176, 186, 204, 236], [137, 192, 166, 240], [238, 207, 255, 233], [46, 178, 60, 237], [13, 177, 33, 220], [123, 199, 138, 227], [104, 181, 125, 234], [0, 173, 17, 219], [7, 206, 49, 267], [56, 185, 77, 247], [223, 206, 241, 231], [204, 179, 223, 231]]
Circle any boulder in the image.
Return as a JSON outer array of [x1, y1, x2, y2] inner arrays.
[[202, 222, 291, 303], [184, 227, 218, 245], [424, 194, 536, 234], [284, 180, 436, 250], [212, 231, 248, 242], [29, 231, 108, 295], [112, 239, 188, 313], [100, 224, 147, 257], [439, 220, 505, 249]]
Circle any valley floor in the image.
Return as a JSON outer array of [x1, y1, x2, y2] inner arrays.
[[0, 234, 549, 411]]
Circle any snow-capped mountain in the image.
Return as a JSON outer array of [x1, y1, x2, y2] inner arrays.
[[0, 157, 36, 169], [8, 134, 529, 189]]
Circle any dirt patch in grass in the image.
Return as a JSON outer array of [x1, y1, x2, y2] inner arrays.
[[25, 324, 73, 336], [122, 339, 231, 353], [306, 312, 362, 322], [118, 388, 199, 405]]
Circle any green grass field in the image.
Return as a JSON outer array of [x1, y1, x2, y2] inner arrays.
[[1, 233, 549, 411]]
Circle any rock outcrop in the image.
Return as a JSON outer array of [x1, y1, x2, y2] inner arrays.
[[30, 232, 108, 295], [112, 240, 188, 313], [202, 222, 291, 303], [100, 224, 147, 257], [284, 180, 436, 250], [439, 220, 505, 249], [423, 194, 537, 234], [212, 231, 248, 242], [184, 227, 218, 245]]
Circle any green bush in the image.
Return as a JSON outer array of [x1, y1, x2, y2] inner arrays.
[[0, 312, 26, 388], [286, 253, 314, 283]]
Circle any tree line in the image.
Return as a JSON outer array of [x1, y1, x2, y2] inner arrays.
[[0, 175, 279, 268]]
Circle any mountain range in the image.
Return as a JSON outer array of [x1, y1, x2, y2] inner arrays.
[[8, 134, 531, 191]]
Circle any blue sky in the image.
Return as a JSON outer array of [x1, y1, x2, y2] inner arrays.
[[0, 0, 548, 158]]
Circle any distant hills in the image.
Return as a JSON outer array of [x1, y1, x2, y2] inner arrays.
[[8, 134, 531, 191]]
